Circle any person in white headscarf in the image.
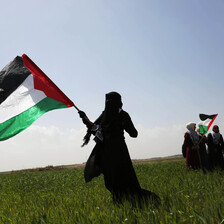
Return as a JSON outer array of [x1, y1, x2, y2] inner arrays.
[[183, 122, 200, 169], [207, 125, 224, 170]]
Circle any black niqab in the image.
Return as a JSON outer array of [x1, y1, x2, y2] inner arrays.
[[100, 92, 123, 134]]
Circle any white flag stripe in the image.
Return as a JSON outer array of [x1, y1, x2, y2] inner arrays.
[[0, 74, 46, 123], [198, 119, 211, 127]]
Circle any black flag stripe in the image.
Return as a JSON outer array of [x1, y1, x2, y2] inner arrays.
[[199, 114, 217, 121], [0, 56, 30, 104]]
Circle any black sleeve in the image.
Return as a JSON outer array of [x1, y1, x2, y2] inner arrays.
[[122, 111, 138, 138], [78, 111, 93, 129], [219, 134, 224, 149]]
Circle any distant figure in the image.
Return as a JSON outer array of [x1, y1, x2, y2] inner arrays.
[[78, 92, 160, 207], [183, 123, 200, 169], [196, 128, 208, 171], [207, 125, 224, 170]]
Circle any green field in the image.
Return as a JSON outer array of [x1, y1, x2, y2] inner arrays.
[[0, 159, 224, 224]]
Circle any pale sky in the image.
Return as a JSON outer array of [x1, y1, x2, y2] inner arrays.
[[0, 0, 224, 172]]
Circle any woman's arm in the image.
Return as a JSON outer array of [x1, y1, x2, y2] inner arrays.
[[78, 111, 93, 129], [122, 111, 138, 138]]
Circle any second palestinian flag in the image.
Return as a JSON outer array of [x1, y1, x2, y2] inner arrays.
[[198, 114, 218, 134]]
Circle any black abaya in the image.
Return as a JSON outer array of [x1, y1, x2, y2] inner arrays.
[[84, 110, 160, 205]]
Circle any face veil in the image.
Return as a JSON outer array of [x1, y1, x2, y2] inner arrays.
[[100, 92, 123, 132]]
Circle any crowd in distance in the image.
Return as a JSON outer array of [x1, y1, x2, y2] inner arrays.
[[183, 123, 224, 172]]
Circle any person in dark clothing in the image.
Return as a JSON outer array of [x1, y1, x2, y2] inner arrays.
[[196, 128, 208, 171], [78, 92, 160, 207], [207, 125, 224, 171]]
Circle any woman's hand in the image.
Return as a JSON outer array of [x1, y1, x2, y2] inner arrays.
[[78, 111, 86, 119]]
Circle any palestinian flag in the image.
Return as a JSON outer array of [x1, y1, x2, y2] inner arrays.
[[198, 114, 218, 134], [0, 54, 74, 141]]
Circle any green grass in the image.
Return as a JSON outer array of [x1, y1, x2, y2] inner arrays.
[[0, 160, 224, 223]]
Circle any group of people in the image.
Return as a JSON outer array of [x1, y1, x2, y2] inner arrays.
[[183, 122, 224, 171], [78, 91, 224, 207]]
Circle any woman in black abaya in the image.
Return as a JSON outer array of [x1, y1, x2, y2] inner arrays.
[[207, 125, 224, 170], [78, 92, 160, 206]]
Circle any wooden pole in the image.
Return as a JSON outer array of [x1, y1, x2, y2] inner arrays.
[[73, 104, 80, 112], [196, 134, 206, 170]]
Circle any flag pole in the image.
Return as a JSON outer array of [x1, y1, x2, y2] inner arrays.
[[73, 104, 80, 111], [197, 133, 205, 146], [196, 133, 207, 171], [196, 134, 205, 170]]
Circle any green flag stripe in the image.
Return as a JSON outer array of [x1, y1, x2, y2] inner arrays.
[[199, 125, 208, 134], [0, 97, 68, 141]]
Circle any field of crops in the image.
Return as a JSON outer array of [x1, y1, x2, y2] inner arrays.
[[0, 159, 224, 224]]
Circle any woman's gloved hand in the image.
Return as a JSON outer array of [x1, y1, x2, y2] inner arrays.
[[78, 111, 86, 119], [78, 110, 93, 129]]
